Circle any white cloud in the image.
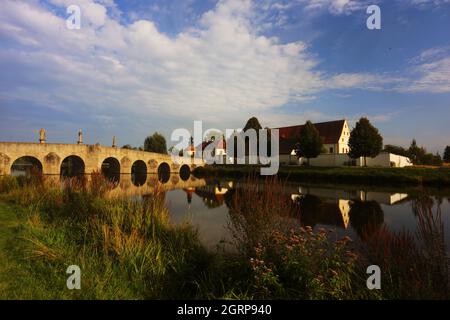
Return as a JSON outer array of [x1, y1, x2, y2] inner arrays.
[[407, 0, 450, 6], [397, 46, 450, 93], [327, 73, 403, 91], [0, 0, 330, 124], [298, 0, 373, 15], [0, 0, 448, 132]]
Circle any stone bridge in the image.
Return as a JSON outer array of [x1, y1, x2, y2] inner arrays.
[[0, 142, 203, 177]]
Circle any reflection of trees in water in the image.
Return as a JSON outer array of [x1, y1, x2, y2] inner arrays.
[[349, 200, 384, 241], [294, 195, 349, 229], [226, 177, 300, 256], [411, 195, 434, 217], [202, 197, 222, 208], [361, 195, 448, 298], [414, 196, 447, 296]]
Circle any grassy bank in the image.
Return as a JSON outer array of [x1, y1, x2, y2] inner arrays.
[[0, 174, 448, 299], [0, 202, 31, 298], [194, 165, 450, 187]]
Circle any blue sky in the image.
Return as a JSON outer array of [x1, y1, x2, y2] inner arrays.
[[0, 0, 449, 152]]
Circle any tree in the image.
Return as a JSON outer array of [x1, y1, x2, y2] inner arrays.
[[444, 146, 450, 163], [243, 117, 262, 132], [144, 132, 167, 154], [433, 152, 443, 166], [408, 139, 424, 164], [348, 117, 383, 166], [383, 144, 409, 157], [294, 121, 323, 165], [419, 152, 441, 166], [407, 140, 443, 166], [243, 117, 263, 160]]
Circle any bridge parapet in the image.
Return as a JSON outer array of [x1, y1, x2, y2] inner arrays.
[[0, 142, 204, 176]]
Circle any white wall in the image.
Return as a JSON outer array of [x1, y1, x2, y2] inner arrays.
[[299, 153, 353, 166], [358, 152, 412, 167], [295, 152, 411, 168]]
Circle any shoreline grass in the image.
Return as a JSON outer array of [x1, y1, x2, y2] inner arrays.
[[0, 174, 448, 299], [194, 164, 450, 187]]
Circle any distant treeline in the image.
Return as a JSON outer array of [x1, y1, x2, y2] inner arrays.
[[384, 140, 450, 166]]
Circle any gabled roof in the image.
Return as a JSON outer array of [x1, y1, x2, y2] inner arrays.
[[276, 120, 346, 154]]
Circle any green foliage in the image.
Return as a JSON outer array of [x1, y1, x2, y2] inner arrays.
[[196, 164, 450, 187], [1, 174, 449, 299], [443, 146, 450, 163], [0, 176, 19, 194], [294, 121, 323, 163], [383, 144, 409, 157], [408, 139, 426, 164], [242, 117, 263, 158], [0, 175, 213, 299], [348, 117, 383, 165], [360, 199, 449, 299], [144, 132, 167, 154], [249, 229, 361, 299], [243, 117, 262, 132], [408, 139, 443, 165]]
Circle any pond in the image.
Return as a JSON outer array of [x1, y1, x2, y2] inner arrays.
[[37, 174, 450, 251], [103, 173, 450, 250]]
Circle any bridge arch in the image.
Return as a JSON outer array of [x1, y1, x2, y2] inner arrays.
[[0, 142, 204, 177], [179, 164, 190, 181], [131, 160, 147, 186], [61, 155, 85, 177], [158, 162, 170, 183], [11, 156, 43, 176], [101, 157, 120, 183]]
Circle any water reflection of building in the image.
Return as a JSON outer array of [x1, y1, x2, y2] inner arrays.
[[292, 194, 350, 229], [295, 186, 408, 205], [193, 184, 229, 208], [184, 187, 195, 204], [291, 186, 407, 232], [360, 191, 408, 205]]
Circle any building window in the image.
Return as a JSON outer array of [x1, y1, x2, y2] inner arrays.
[[329, 147, 333, 153]]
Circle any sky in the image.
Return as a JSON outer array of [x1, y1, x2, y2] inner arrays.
[[0, 0, 449, 152]]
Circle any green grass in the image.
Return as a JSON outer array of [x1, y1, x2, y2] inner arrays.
[[0, 201, 66, 299], [195, 165, 450, 187], [0, 174, 448, 299], [0, 202, 26, 298]]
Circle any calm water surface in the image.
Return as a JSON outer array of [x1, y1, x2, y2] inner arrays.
[[160, 177, 450, 250], [52, 172, 450, 250]]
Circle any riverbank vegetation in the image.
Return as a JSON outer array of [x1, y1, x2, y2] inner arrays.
[[0, 173, 448, 299], [195, 164, 450, 187]]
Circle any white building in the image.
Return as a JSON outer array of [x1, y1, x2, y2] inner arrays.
[[276, 119, 412, 168], [277, 119, 351, 165]]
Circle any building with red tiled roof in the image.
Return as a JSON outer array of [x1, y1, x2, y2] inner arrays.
[[185, 137, 227, 161], [275, 119, 350, 164]]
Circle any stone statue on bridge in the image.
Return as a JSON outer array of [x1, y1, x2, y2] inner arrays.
[[39, 128, 46, 144], [78, 129, 83, 145], [112, 136, 117, 148]]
